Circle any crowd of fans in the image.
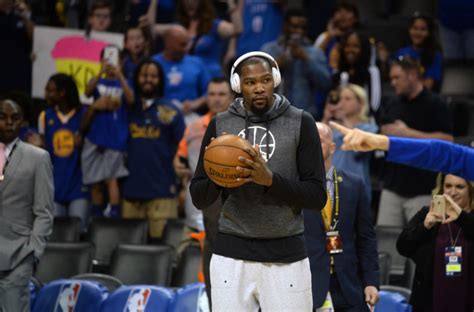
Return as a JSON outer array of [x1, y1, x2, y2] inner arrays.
[[1, 0, 474, 309]]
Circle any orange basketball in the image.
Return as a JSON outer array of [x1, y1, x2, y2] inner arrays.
[[204, 134, 254, 188]]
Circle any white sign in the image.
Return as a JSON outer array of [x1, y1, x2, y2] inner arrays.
[[32, 26, 123, 103]]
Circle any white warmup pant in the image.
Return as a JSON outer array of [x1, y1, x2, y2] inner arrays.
[[210, 254, 313, 312]]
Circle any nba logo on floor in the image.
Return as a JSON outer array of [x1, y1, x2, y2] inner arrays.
[[124, 287, 151, 312], [54, 282, 81, 312]]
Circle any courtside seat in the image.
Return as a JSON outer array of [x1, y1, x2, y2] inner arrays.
[[32, 279, 108, 312], [100, 285, 174, 312], [169, 283, 209, 312], [109, 244, 174, 286], [34, 242, 93, 284]]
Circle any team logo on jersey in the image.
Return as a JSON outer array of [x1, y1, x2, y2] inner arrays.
[[168, 66, 183, 86], [157, 106, 177, 125], [54, 282, 81, 312], [238, 126, 275, 162], [124, 288, 151, 312], [48, 118, 55, 126], [53, 129, 75, 157]]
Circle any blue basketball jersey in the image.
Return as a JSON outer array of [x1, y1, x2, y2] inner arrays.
[[121, 98, 185, 200], [236, 0, 283, 56], [43, 107, 88, 203], [86, 78, 129, 151]]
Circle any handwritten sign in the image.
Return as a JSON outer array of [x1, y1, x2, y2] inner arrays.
[[32, 26, 123, 103]]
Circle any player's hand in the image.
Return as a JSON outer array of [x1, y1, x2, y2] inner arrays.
[[236, 144, 273, 187]]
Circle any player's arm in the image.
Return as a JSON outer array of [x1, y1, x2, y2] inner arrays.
[[190, 117, 222, 209]]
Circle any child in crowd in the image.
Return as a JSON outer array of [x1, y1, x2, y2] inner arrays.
[[39, 73, 89, 229], [122, 26, 151, 81], [82, 45, 134, 218]]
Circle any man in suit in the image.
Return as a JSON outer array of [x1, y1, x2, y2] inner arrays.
[[0, 99, 54, 312], [304, 122, 379, 311]]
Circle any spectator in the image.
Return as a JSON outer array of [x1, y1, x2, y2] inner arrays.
[[146, 0, 241, 78], [0, 0, 34, 95], [174, 77, 234, 305], [314, 2, 359, 71], [394, 12, 443, 92], [262, 8, 331, 118], [334, 31, 382, 114], [438, 0, 474, 60], [322, 84, 377, 203], [81, 45, 134, 218], [176, 0, 240, 78], [305, 122, 379, 311], [232, 0, 284, 58], [121, 60, 185, 239], [87, 0, 112, 32], [122, 26, 152, 81], [0, 99, 54, 312], [39, 73, 89, 230], [377, 56, 453, 227], [397, 173, 474, 312], [152, 25, 210, 123]]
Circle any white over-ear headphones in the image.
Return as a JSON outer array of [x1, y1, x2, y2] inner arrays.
[[229, 51, 281, 93]]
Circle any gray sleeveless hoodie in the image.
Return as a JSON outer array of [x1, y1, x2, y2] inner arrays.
[[215, 94, 304, 238]]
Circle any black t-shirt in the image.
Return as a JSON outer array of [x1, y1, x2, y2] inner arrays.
[[379, 89, 453, 196]]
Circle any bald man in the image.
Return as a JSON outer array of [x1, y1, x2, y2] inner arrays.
[[304, 122, 379, 311], [152, 25, 211, 123]]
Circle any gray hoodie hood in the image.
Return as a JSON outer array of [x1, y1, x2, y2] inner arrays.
[[228, 94, 291, 123]]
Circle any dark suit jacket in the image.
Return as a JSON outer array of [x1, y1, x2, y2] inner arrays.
[[0, 141, 54, 271], [396, 206, 474, 312], [304, 170, 379, 309]]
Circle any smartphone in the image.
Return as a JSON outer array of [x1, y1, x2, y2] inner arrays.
[[103, 45, 119, 66], [433, 195, 446, 219], [327, 91, 340, 106]]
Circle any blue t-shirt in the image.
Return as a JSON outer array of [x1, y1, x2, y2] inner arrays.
[[236, 0, 283, 56], [122, 99, 185, 200], [192, 19, 225, 78], [152, 54, 210, 104], [43, 107, 88, 203], [394, 46, 443, 82], [87, 78, 129, 151]]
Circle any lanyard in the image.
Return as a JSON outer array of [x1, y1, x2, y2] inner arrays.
[[330, 168, 340, 230], [447, 224, 462, 247]]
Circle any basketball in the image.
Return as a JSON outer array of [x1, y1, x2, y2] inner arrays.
[[204, 134, 254, 188]]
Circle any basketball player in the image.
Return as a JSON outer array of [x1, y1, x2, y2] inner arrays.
[[190, 51, 327, 311]]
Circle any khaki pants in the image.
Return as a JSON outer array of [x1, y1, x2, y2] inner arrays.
[[122, 198, 178, 238]]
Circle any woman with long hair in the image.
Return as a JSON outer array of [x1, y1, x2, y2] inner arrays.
[[397, 173, 474, 312], [333, 31, 382, 114], [322, 84, 378, 203], [394, 12, 443, 91]]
